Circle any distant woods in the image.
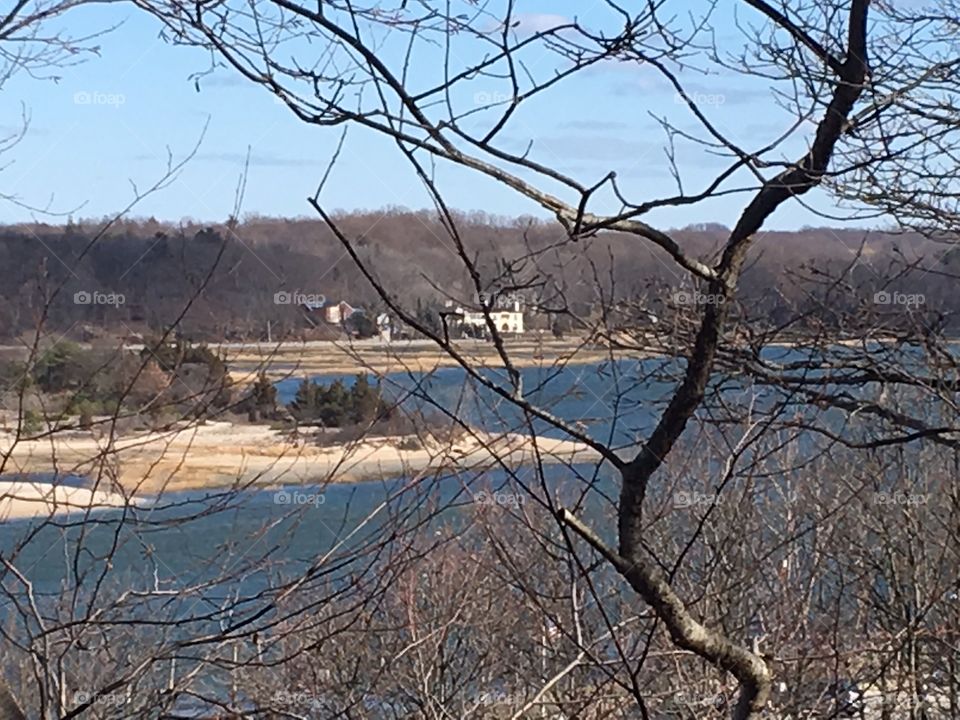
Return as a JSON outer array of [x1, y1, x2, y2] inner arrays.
[[0, 212, 955, 342], [0, 340, 233, 429]]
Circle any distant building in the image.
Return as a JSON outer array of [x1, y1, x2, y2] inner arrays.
[[324, 301, 360, 325], [454, 299, 524, 335]]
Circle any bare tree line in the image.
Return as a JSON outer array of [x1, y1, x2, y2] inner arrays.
[[0, 217, 956, 342]]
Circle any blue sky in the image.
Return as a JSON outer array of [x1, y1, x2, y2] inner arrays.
[[2, 0, 861, 229]]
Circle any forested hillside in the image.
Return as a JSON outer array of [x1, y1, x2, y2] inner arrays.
[[1, 211, 954, 341]]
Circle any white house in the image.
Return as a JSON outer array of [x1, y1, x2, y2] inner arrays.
[[455, 299, 524, 334]]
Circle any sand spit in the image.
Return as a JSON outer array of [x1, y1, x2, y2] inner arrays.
[[1, 421, 600, 500], [0, 480, 136, 521]]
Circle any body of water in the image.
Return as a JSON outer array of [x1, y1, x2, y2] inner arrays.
[[0, 346, 884, 592]]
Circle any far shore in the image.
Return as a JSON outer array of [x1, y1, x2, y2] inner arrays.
[[220, 335, 913, 383], [217, 337, 624, 382], [0, 420, 600, 520]]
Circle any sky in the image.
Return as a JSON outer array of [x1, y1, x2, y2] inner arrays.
[[1, 0, 865, 230]]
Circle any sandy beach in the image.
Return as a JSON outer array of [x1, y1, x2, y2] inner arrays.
[[0, 420, 599, 519]]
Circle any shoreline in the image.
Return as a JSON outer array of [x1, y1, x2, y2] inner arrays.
[[0, 480, 137, 522], [0, 336, 907, 521], [219, 337, 625, 382], [0, 420, 599, 519], [224, 335, 912, 383]]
